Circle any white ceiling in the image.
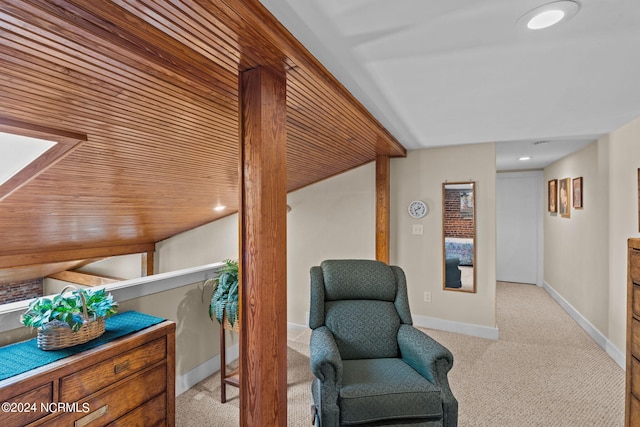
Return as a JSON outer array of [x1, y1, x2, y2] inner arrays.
[[259, 0, 640, 171]]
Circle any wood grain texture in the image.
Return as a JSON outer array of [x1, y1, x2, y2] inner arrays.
[[376, 155, 390, 264], [141, 251, 154, 277], [239, 67, 288, 426], [626, 239, 640, 426], [0, 0, 405, 281], [47, 270, 122, 287], [0, 320, 175, 427]]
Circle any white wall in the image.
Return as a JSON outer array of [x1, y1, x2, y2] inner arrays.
[[496, 171, 544, 285], [390, 143, 497, 332]]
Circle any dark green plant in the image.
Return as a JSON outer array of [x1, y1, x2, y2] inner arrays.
[[21, 287, 118, 332], [203, 259, 239, 328]]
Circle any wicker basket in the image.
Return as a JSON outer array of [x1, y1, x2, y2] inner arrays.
[[36, 286, 106, 351]]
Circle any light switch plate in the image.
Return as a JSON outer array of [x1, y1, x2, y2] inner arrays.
[[412, 224, 423, 235]]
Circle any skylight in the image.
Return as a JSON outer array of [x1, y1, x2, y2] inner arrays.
[[0, 132, 56, 187]]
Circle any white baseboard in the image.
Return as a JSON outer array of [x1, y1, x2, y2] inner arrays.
[[412, 314, 499, 340], [176, 343, 239, 396], [543, 281, 625, 369], [287, 321, 309, 331], [177, 323, 309, 396]]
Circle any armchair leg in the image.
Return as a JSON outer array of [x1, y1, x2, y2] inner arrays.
[[311, 403, 317, 425]]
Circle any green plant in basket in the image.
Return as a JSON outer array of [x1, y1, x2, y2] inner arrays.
[[21, 287, 118, 332], [202, 259, 239, 328]]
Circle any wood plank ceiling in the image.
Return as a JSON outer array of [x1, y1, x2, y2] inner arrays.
[[0, 0, 406, 283]]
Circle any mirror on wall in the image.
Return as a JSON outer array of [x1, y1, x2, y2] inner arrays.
[[442, 182, 476, 293]]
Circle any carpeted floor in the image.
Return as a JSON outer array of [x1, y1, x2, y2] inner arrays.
[[176, 282, 625, 426]]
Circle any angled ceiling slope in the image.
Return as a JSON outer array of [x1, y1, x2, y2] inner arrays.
[[0, 0, 405, 283]]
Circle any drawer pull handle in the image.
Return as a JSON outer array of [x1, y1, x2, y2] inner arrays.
[[114, 360, 130, 374], [75, 404, 108, 427]]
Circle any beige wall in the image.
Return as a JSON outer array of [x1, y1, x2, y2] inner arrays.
[[608, 116, 640, 350], [544, 140, 610, 335], [152, 212, 240, 376], [544, 114, 640, 354], [156, 146, 498, 331], [286, 163, 376, 326], [156, 213, 238, 273], [78, 253, 144, 279], [117, 281, 226, 377], [390, 143, 497, 328]]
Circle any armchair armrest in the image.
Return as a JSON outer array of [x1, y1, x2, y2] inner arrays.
[[398, 325, 458, 426], [310, 326, 343, 386], [397, 324, 453, 385], [310, 326, 343, 427]]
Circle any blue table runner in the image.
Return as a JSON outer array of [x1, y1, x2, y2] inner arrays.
[[0, 311, 165, 382]]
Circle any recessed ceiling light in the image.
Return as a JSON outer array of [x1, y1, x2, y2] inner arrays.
[[213, 205, 226, 212], [519, 156, 532, 161], [518, 1, 580, 30]]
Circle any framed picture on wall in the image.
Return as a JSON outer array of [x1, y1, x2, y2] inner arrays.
[[548, 179, 557, 213], [559, 177, 571, 218], [573, 177, 583, 209]]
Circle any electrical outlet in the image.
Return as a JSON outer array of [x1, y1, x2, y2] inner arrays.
[[423, 291, 431, 303], [412, 224, 424, 235]]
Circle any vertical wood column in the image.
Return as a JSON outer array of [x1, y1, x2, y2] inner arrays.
[[141, 251, 154, 277], [238, 66, 288, 426], [376, 155, 390, 264]]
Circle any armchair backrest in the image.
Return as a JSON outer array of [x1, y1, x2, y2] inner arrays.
[[309, 260, 413, 360]]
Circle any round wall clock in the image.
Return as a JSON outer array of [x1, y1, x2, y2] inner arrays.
[[408, 200, 428, 219]]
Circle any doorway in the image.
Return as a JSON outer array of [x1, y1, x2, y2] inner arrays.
[[496, 171, 543, 285]]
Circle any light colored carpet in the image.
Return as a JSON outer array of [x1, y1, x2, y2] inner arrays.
[[176, 282, 625, 426]]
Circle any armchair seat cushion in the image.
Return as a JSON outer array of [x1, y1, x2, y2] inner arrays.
[[340, 359, 443, 425]]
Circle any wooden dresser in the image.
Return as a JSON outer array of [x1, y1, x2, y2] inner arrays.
[[627, 238, 640, 426], [0, 320, 175, 427]]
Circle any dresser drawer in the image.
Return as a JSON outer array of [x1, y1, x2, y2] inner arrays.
[[60, 336, 166, 402], [631, 250, 640, 285], [54, 363, 167, 427], [633, 285, 640, 320], [632, 393, 640, 427], [2, 382, 53, 427], [632, 319, 640, 359], [106, 392, 166, 427], [632, 357, 640, 399]]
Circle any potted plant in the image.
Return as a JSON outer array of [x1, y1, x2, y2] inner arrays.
[[21, 286, 118, 350], [203, 259, 239, 331]]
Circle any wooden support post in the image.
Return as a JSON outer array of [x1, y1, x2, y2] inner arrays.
[[141, 251, 154, 277], [238, 66, 288, 426], [376, 155, 390, 264]]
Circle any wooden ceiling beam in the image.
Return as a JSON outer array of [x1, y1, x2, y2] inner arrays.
[[48, 270, 122, 287], [0, 0, 407, 275], [0, 243, 156, 269], [213, 0, 406, 157], [0, 117, 86, 202]]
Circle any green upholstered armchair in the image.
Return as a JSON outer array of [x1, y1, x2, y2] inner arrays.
[[445, 258, 462, 289], [309, 260, 457, 426]]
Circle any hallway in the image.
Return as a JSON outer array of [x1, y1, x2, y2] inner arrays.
[[424, 282, 625, 426]]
